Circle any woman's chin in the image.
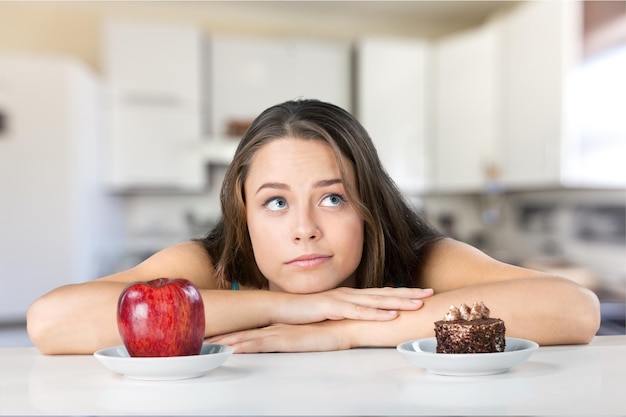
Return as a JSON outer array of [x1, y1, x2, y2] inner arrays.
[[271, 278, 356, 294], [274, 284, 334, 294]]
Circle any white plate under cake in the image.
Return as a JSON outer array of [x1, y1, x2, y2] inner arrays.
[[397, 337, 539, 376]]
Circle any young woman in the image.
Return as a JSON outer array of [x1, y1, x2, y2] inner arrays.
[[27, 99, 600, 354]]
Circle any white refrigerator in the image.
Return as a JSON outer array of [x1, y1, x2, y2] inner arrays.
[[0, 53, 125, 322]]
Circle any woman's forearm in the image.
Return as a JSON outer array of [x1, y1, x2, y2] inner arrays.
[[203, 287, 435, 337], [27, 280, 433, 354], [27, 281, 129, 354], [28, 286, 301, 355], [347, 276, 601, 348], [27, 281, 283, 355]]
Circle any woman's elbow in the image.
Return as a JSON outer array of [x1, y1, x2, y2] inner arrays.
[[574, 286, 602, 344], [558, 283, 601, 345], [26, 294, 61, 354], [532, 278, 601, 346]]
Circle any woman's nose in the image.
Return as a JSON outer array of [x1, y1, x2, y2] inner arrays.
[[292, 208, 321, 242]]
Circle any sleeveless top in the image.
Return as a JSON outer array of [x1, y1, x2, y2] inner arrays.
[[231, 281, 239, 290]]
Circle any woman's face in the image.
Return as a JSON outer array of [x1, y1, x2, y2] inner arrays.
[[244, 137, 364, 293]]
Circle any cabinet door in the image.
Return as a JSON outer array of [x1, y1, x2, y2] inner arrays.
[[501, 1, 581, 187], [106, 102, 202, 190], [285, 38, 352, 111], [102, 19, 202, 102], [434, 23, 501, 192], [356, 37, 428, 194], [209, 35, 291, 137], [209, 35, 352, 138], [102, 19, 204, 190]]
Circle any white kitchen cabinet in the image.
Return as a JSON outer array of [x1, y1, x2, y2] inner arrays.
[[433, 22, 502, 192], [106, 102, 203, 190], [431, 1, 624, 191], [209, 35, 352, 138], [503, 1, 582, 187], [500, 1, 584, 188], [356, 37, 429, 194], [102, 19, 205, 190], [502, 0, 626, 189], [102, 19, 202, 102], [0, 54, 124, 321]]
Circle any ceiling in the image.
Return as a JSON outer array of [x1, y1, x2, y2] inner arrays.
[[164, 1, 522, 38], [246, 1, 517, 21]]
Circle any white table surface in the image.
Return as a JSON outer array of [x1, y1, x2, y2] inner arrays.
[[1, 335, 625, 416]]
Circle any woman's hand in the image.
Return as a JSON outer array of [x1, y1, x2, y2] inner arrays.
[[207, 287, 434, 353], [207, 321, 353, 353], [272, 287, 433, 325]]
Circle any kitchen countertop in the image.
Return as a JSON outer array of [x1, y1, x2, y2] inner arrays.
[[1, 335, 625, 416]]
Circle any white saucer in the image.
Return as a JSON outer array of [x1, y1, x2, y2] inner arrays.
[[396, 337, 538, 376], [94, 343, 234, 380]]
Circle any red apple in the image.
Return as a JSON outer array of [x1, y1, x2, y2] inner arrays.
[[117, 278, 205, 357]]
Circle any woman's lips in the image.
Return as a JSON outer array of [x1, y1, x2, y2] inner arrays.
[[286, 254, 332, 269]]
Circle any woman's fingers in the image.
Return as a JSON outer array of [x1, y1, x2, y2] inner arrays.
[[337, 286, 433, 296], [272, 287, 434, 325], [335, 304, 401, 321], [331, 287, 433, 310], [207, 323, 348, 353], [316, 288, 431, 321]]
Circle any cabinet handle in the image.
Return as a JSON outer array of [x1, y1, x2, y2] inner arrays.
[[123, 92, 182, 108]]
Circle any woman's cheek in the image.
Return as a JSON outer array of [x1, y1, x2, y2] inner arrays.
[[248, 219, 282, 276]]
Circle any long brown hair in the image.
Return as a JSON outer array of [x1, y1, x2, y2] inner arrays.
[[197, 99, 442, 289]]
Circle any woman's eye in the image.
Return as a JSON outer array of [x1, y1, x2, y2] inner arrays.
[[265, 197, 288, 211], [321, 193, 347, 207]]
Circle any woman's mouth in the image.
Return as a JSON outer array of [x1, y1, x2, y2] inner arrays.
[[286, 254, 332, 269]]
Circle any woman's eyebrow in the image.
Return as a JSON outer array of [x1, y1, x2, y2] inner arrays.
[[256, 182, 289, 195], [255, 178, 342, 195], [314, 178, 343, 188]]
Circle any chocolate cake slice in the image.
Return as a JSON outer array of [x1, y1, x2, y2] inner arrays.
[[434, 302, 505, 354]]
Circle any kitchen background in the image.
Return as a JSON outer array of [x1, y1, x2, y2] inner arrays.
[[1, 1, 624, 347]]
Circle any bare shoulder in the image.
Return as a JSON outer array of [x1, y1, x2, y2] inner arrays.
[[418, 238, 547, 292], [98, 241, 219, 289]]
